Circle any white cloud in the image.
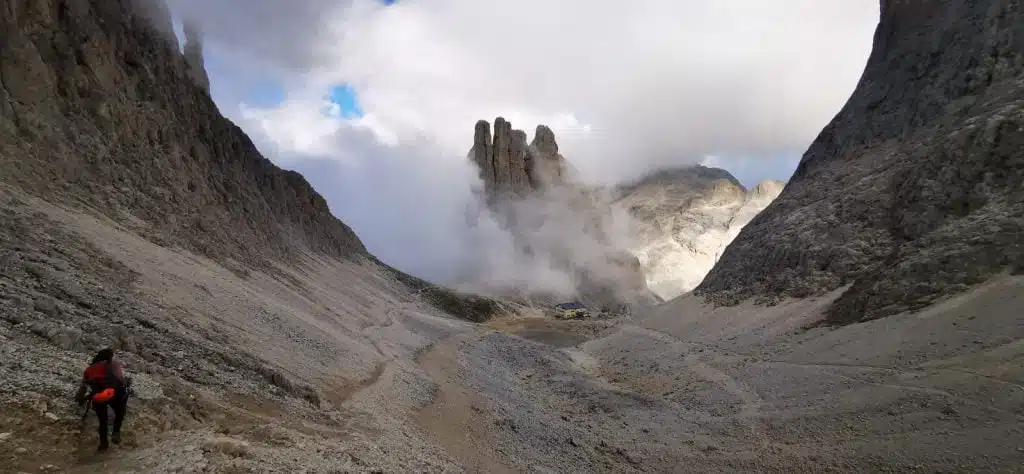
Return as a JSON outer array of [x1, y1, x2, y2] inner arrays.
[[164, 0, 879, 283]]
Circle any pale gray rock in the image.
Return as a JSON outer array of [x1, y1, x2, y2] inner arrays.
[[492, 117, 515, 198], [32, 297, 59, 317], [614, 166, 784, 300], [529, 125, 567, 188]]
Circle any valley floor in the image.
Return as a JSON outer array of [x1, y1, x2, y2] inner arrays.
[[1, 187, 1022, 473]]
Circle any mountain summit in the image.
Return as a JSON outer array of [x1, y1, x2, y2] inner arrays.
[[613, 166, 784, 299]]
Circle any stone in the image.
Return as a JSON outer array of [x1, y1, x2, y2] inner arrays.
[[202, 436, 250, 458], [509, 129, 531, 197], [696, 0, 1024, 324], [32, 297, 59, 316], [470, 120, 496, 200], [46, 326, 83, 350], [0, 431, 11, 441], [529, 125, 567, 188], [491, 117, 514, 198], [11, 295, 32, 309], [115, 326, 138, 353]]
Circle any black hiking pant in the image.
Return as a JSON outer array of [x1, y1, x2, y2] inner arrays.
[[94, 391, 127, 446]]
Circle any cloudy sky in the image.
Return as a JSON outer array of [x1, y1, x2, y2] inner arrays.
[[165, 0, 879, 282]]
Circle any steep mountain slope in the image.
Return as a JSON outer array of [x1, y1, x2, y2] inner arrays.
[[613, 166, 784, 299], [697, 0, 1024, 324], [0, 0, 364, 270]]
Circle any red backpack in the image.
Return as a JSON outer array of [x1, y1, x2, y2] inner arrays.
[[84, 361, 119, 403]]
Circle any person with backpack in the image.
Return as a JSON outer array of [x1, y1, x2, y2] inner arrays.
[[74, 348, 130, 451]]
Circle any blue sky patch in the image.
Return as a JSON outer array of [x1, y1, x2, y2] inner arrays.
[[245, 82, 287, 108], [328, 84, 365, 119]]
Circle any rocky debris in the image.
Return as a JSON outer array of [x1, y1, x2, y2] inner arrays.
[[31, 297, 59, 317], [696, 0, 1024, 324], [0, 0, 367, 269], [202, 436, 251, 458], [613, 165, 784, 299], [43, 326, 82, 351], [255, 364, 321, 406]]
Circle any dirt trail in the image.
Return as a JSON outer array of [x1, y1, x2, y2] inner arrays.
[[413, 329, 519, 474]]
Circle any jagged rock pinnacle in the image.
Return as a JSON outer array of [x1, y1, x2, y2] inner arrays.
[[468, 118, 569, 202]]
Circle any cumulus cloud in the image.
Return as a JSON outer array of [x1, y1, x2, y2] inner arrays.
[[162, 0, 879, 285]]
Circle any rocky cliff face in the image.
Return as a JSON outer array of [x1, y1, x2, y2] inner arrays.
[[465, 118, 655, 308], [613, 166, 783, 300], [0, 0, 365, 270], [696, 0, 1024, 324], [469, 118, 568, 207]]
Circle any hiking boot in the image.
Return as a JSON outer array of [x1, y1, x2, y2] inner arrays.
[[98, 441, 109, 452], [111, 432, 121, 445]]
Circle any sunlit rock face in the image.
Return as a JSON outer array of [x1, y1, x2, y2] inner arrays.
[[613, 167, 783, 300]]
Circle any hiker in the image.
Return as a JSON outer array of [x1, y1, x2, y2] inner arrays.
[[74, 348, 130, 451]]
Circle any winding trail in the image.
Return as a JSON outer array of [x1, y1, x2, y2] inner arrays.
[[614, 324, 771, 441], [412, 328, 519, 474]]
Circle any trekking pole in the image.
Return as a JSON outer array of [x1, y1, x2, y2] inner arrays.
[[80, 399, 91, 424]]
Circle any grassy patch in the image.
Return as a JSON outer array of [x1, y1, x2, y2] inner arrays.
[[378, 260, 510, 323]]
